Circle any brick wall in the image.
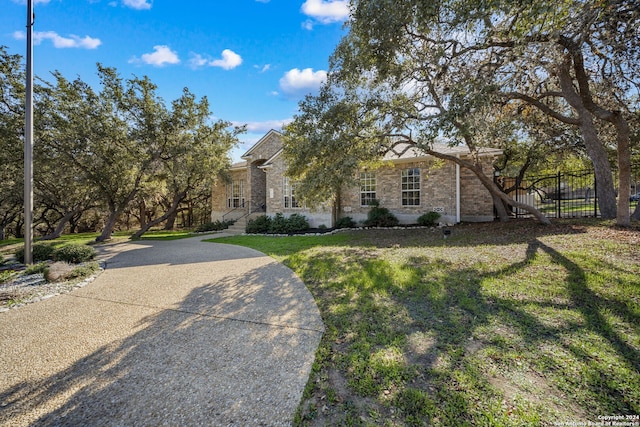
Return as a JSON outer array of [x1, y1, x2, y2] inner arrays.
[[211, 168, 247, 221]]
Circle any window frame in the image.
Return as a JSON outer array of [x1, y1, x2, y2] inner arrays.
[[283, 177, 301, 209], [360, 172, 377, 206], [401, 168, 421, 206], [226, 180, 245, 208]]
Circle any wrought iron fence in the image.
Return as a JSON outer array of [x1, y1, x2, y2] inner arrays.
[[498, 165, 640, 219]]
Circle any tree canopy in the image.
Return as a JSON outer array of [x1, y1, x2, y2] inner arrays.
[[284, 0, 639, 226], [0, 47, 240, 240]]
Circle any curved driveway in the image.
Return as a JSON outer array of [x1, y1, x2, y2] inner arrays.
[[0, 235, 324, 426]]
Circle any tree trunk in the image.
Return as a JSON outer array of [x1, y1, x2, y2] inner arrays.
[[613, 113, 631, 227], [96, 210, 119, 242], [492, 192, 510, 222], [40, 209, 80, 240], [131, 191, 187, 239], [426, 149, 552, 225], [579, 117, 617, 219], [556, 59, 618, 219], [139, 199, 147, 229], [163, 209, 178, 230]]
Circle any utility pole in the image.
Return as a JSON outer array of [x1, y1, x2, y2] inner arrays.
[[24, 0, 34, 264]]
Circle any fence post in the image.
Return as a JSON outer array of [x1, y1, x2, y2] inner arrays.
[[593, 175, 598, 217], [556, 172, 562, 219]]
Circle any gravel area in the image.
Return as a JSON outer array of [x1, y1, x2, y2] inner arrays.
[[0, 262, 105, 312]]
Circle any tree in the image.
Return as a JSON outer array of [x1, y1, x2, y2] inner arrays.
[[288, 0, 639, 226], [481, 0, 639, 226], [283, 88, 380, 225], [129, 89, 240, 239], [0, 46, 25, 240], [285, 1, 555, 224], [41, 66, 164, 242]]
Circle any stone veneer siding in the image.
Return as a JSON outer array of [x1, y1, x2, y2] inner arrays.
[[213, 129, 497, 225], [211, 168, 247, 222], [459, 159, 495, 221], [264, 155, 332, 227], [340, 157, 496, 223], [341, 159, 456, 223]]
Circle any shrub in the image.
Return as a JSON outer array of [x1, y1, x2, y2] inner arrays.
[[285, 213, 310, 233], [53, 244, 96, 264], [269, 213, 289, 234], [24, 262, 49, 275], [0, 270, 14, 284], [195, 220, 233, 232], [365, 205, 399, 227], [15, 241, 55, 264], [246, 213, 311, 234], [246, 215, 272, 234], [335, 216, 356, 229], [417, 211, 441, 227]]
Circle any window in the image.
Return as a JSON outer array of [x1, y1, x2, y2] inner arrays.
[[283, 177, 300, 208], [226, 180, 244, 208], [401, 168, 421, 206], [360, 172, 377, 206]]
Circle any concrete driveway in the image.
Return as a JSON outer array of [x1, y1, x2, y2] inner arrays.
[[0, 235, 324, 426]]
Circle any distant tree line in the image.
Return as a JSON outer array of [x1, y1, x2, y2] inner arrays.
[[1, 46, 241, 241]]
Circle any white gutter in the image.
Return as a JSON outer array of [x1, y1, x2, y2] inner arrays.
[[455, 158, 461, 223]]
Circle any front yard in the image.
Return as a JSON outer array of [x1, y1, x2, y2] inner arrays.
[[214, 220, 640, 426]]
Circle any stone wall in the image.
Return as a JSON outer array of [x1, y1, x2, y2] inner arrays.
[[459, 158, 495, 222], [245, 131, 282, 162], [211, 168, 247, 222], [340, 159, 459, 224], [264, 154, 332, 227]]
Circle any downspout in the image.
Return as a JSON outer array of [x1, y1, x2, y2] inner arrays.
[[456, 157, 461, 223]]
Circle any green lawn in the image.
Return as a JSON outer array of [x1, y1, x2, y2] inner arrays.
[[213, 220, 640, 426], [0, 229, 210, 255]]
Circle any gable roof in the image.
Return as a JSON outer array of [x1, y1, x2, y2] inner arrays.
[[241, 129, 283, 160], [237, 131, 502, 170], [383, 143, 502, 163], [257, 148, 283, 169]]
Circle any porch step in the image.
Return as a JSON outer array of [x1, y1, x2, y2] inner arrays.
[[224, 212, 264, 234], [226, 217, 247, 234]]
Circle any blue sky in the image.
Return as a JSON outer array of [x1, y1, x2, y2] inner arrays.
[[1, 0, 349, 160]]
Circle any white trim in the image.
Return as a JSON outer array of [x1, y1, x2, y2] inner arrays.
[[241, 129, 283, 160]]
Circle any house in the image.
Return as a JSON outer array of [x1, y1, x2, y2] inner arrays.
[[211, 130, 502, 228]]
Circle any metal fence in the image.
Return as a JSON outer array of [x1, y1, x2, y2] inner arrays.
[[498, 165, 640, 219]]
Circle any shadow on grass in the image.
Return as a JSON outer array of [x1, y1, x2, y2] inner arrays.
[[291, 237, 640, 426]]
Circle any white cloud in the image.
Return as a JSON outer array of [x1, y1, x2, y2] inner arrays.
[[189, 49, 242, 70], [13, 30, 101, 49], [279, 68, 327, 97], [254, 64, 271, 73], [211, 49, 243, 70], [123, 0, 152, 10], [131, 45, 180, 67], [301, 0, 349, 24], [233, 119, 293, 134], [189, 54, 209, 68]]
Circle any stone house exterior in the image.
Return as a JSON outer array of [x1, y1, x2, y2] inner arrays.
[[211, 130, 501, 227]]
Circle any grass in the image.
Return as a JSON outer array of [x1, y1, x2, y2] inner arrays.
[[214, 219, 640, 426], [0, 229, 211, 258]]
